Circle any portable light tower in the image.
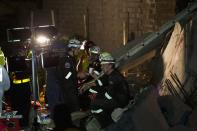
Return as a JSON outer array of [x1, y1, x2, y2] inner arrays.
[[6, 10, 57, 130]]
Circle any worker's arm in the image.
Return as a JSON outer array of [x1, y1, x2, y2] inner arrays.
[[1, 66, 10, 91]]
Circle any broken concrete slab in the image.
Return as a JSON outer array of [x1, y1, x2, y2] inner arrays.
[[157, 95, 192, 126]]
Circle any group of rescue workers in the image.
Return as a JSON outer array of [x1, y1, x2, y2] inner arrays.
[[45, 38, 131, 131], [0, 36, 131, 131]]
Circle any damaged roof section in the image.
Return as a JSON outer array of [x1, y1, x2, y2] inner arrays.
[[113, 2, 197, 106], [113, 3, 197, 72]]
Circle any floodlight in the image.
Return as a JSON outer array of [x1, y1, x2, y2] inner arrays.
[[36, 35, 50, 45]]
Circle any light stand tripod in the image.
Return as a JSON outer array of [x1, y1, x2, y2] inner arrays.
[[31, 46, 40, 131], [29, 10, 56, 131]]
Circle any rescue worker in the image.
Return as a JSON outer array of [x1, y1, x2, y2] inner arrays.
[[77, 40, 96, 79], [79, 46, 107, 103], [53, 38, 82, 131], [57, 38, 82, 112], [88, 45, 102, 75], [85, 52, 130, 130], [78, 45, 103, 110], [78, 45, 102, 84], [0, 48, 10, 114], [85, 46, 106, 101], [9, 55, 31, 127]]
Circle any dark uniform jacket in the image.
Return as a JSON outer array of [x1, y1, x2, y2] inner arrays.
[[92, 70, 130, 110], [91, 70, 130, 127], [57, 53, 80, 112], [105, 70, 130, 108]]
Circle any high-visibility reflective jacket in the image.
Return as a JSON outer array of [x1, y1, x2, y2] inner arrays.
[[0, 66, 10, 113], [0, 48, 5, 66]]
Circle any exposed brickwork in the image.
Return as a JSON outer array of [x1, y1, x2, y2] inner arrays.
[[43, 0, 176, 52]]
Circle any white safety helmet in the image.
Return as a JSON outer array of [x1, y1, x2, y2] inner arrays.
[[67, 38, 81, 48], [89, 46, 101, 54], [99, 52, 115, 64]]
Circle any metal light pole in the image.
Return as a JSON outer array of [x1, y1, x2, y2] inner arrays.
[[30, 11, 40, 130], [31, 47, 39, 105]]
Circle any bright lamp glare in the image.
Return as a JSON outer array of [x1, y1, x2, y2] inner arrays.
[[36, 35, 50, 44]]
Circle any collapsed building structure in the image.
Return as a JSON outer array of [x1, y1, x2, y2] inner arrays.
[[111, 3, 197, 131]]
